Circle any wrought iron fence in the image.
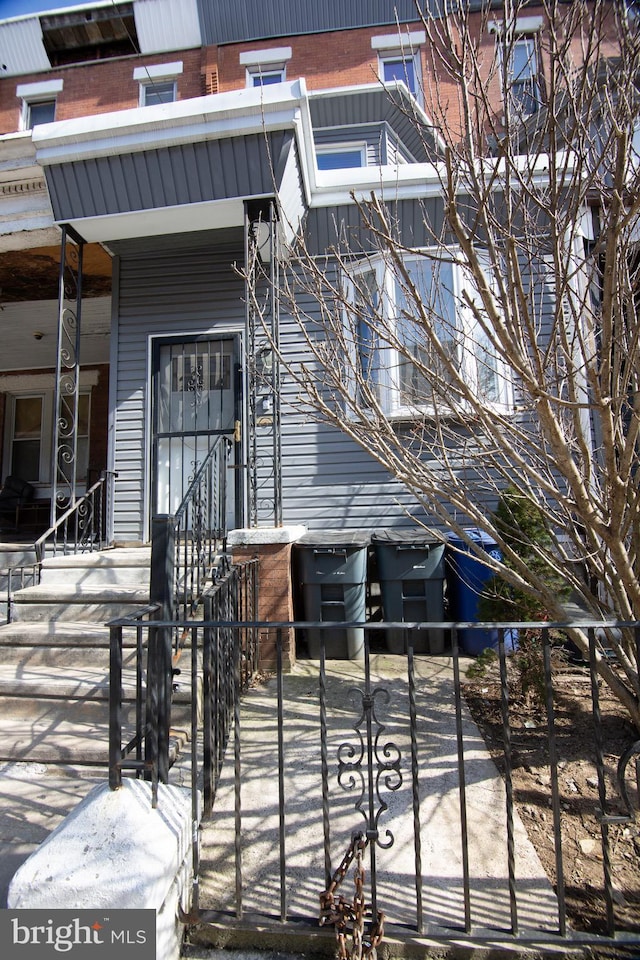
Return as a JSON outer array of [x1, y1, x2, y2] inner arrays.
[[107, 611, 640, 955]]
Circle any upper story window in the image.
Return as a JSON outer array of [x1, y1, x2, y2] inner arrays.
[[17, 79, 63, 130], [491, 17, 543, 119], [317, 143, 367, 171], [372, 30, 425, 104], [133, 62, 182, 107], [240, 47, 292, 89], [344, 251, 509, 417]]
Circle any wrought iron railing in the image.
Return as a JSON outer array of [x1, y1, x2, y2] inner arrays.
[[5, 471, 116, 623], [35, 470, 116, 563], [108, 559, 259, 810], [108, 613, 640, 954], [150, 435, 232, 629]]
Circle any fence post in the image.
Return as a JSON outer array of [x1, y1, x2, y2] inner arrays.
[[149, 514, 176, 785]]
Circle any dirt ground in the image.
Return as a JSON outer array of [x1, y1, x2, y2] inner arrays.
[[463, 649, 640, 944]]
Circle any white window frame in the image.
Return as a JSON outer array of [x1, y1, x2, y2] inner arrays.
[[3, 388, 91, 488], [316, 142, 367, 171], [490, 18, 543, 118], [373, 30, 424, 105], [17, 79, 63, 131], [240, 46, 292, 89], [133, 62, 182, 107], [4, 392, 52, 484], [344, 250, 511, 419]]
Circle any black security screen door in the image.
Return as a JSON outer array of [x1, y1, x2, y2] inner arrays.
[[152, 335, 240, 520]]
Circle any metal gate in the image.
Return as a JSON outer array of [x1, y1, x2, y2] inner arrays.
[[187, 623, 640, 956], [151, 335, 241, 527]]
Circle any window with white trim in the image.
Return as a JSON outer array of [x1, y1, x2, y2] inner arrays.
[[508, 36, 541, 116], [4, 390, 90, 485], [344, 251, 509, 417], [133, 62, 182, 107], [380, 53, 418, 96], [17, 79, 63, 130], [372, 30, 424, 104], [317, 143, 367, 170], [140, 79, 176, 106], [240, 46, 292, 89], [491, 19, 543, 118]]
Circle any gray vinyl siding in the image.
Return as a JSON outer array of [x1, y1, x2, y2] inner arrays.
[[304, 198, 448, 256], [278, 261, 449, 534], [111, 229, 245, 543], [45, 131, 294, 222], [197, 0, 442, 46]]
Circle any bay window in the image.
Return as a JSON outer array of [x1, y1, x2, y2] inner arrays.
[[345, 251, 509, 417]]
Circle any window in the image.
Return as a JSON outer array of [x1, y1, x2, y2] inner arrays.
[[24, 99, 56, 128], [345, 252, 508, 417], [317, 144, 366, 171], [133, 62, 182, 107], [248, 66, 285, 87], [509, 36, 541, 116], [490, 19, 543, 118], [4, 390, 90, 486], [380, 54, 417, 96], [10, 396, 45, 482], [372, 30, 424, 103], [141, 80, 176, 106], [17, 79, 63, 130], [240, 47, 292, 89]]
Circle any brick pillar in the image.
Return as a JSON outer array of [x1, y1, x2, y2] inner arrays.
[[228, 526, 306, 671]]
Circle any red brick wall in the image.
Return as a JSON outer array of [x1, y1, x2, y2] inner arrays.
[[0, 48, 205, 134], [231, 541, 296, 669]]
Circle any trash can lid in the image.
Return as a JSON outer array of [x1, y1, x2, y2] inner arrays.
[[296, 530, 371, 549], [372, 528, 442, 546], [447, 527, 498, 548]]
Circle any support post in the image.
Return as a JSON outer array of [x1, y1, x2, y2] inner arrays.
[[149, 515, 176, 786]]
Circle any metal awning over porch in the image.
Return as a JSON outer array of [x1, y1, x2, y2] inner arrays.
[[31, 81, 312, 244]]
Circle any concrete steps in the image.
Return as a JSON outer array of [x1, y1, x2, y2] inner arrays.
[[0, 545, 201, 906], [0, 547, 172, 770]]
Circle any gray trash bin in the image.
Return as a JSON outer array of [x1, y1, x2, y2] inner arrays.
[[295, 531, 369, 660], [372, 529, 446, 654]]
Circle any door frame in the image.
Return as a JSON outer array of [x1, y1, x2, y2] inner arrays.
[[147, 331, 244, 539]]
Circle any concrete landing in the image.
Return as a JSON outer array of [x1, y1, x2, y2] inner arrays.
[[194, 656, 559, 949]]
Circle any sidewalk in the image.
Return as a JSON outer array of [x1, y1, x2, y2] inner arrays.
[[194, 655, 558, 946]]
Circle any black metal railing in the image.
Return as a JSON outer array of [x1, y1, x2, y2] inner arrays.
[[150, 436, 232, 628], [108, 613, 640, 953], [35, 470, 116, 563], [5, 471, 116, 623], [108, 559, 259, 811]]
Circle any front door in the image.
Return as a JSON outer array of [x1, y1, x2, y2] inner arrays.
[[151, 335, 241, 523]]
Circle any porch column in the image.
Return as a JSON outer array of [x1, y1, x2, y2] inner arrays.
[[228, 525, 305, 670], [51, 223, 85, 524]]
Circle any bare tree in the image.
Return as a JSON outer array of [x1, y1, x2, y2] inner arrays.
[[248, 0, 640, 728]]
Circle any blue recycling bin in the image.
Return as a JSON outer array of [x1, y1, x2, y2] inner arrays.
[[446, 528, 506, 655], [295, 531, 369, 660]]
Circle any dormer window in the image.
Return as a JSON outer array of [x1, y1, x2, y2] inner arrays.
[[317, 144, 367, 171]]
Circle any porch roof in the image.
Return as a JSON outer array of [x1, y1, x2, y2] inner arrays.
[[30, 80, 452, 245]]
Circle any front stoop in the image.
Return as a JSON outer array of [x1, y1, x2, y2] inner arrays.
[[0, 547, 191, 907]]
